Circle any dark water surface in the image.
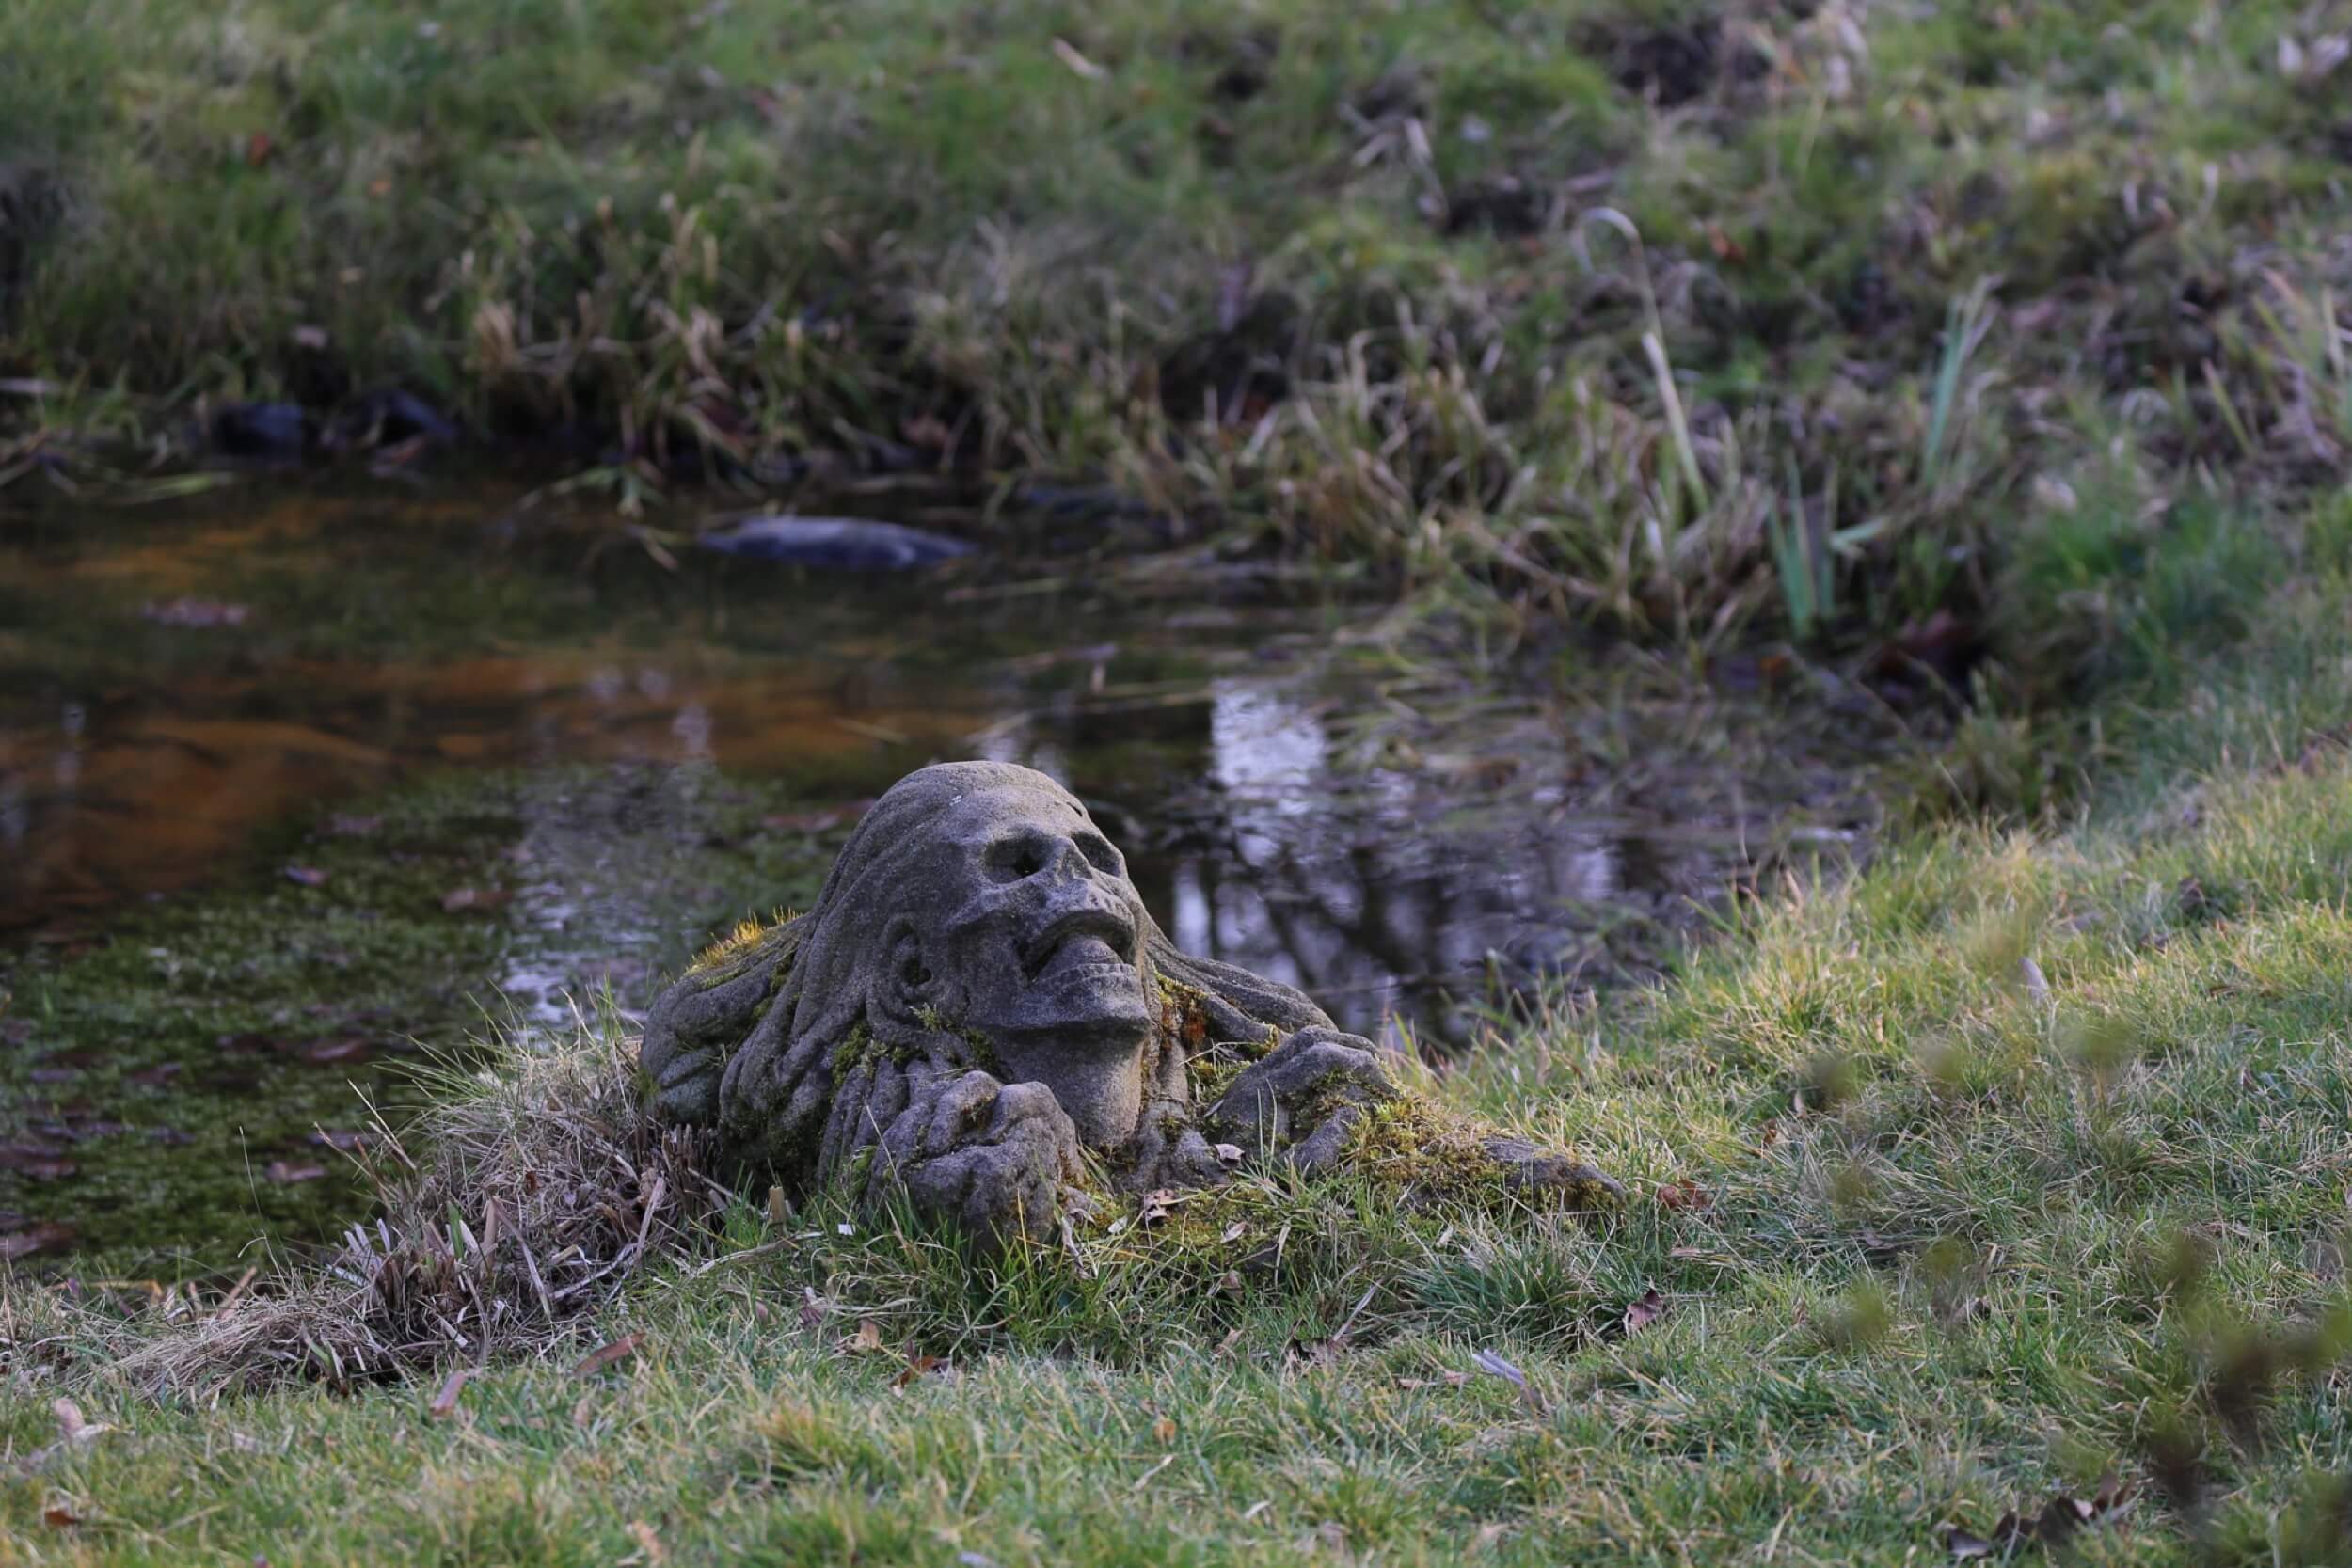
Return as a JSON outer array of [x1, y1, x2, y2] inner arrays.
[[0, 476, 1892, 1261]]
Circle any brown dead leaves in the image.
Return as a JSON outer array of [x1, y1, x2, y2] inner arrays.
[[571, 1331, 645, 1378], [841, 1318, 957, 1390], [1624, 1288, 1669, 1334], [426, 1369, 468, 1419], [1654, 1180, 1710, 1213], [1943, 1478, 2135, 1560]]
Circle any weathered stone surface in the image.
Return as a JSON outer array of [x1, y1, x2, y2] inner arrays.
[[642, 761, 1618, 1240]]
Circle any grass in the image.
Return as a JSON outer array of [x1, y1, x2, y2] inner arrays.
[[2, 0, 2347, 655], [7, 3, 2352, 1561], [9, 561, 2352, 1562]]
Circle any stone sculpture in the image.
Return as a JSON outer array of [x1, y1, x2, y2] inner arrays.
[[642, 761, 1617, 1239]]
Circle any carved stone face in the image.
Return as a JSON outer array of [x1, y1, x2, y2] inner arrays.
[[894, 778, 1158, 1146]]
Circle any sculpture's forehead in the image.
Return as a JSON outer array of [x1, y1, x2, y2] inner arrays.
[[933, 782, 1092, 839]]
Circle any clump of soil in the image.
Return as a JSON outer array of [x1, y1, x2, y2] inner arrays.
[[1572, 8, 1775, 109], [1441, 175, 1551, 239], [1578, 14, 1725, 107]]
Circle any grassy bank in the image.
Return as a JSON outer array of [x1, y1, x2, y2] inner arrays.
[[8, 542, 2352, 1563], [4, 0, 2348, 649]]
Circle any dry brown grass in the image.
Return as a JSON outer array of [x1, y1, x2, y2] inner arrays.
[[13, 1025, 729, 1397]]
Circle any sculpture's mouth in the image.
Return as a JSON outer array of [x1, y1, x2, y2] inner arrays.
[[1023, 907, 1138, 985]]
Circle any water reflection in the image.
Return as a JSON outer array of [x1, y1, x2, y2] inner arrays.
[[0, 483, 1894, 1258], [2, 483, 1881, 1047]]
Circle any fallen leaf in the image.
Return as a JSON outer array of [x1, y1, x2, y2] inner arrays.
[[628, 1520, 666, 1565], [427, 1370, 467, 1419], [2036, 1495, 2093, 1546], [264, 1161, 327, 1185], [1152, 1416, 1177, 1444], [1470, 1348, 1548, 1417], [847, 1319, 885, 1355], [571, 1332, 645, 1377], [245, 130, 274, 166], [52, 1399, 108, 1446], [1214, 1143, 1244, 1165], [1395, 1371, 1471, 1390], [43, 1503, 82, 1528], [891, 1355, 951, 1389], [1942, 1526, 1994, 1560], [1470, 1348, 1528, 1388], [440, 887, 514, 914], [1626, 1288, 1668, 1333], [282, 864, 329, 889], [1655, 1180, 1710, 1212], [1940, 1479, 2136, 1560]]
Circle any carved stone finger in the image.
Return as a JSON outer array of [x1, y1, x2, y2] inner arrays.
[[921, 1069, 1005, 1156], [1482, 1136, 1626, 1200]]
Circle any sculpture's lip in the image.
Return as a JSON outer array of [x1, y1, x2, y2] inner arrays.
[[1023, 906, 1137, 980]]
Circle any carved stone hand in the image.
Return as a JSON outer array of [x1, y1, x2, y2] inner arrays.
[[866, 1069, 1087, 1240], [1205, 1025, 1400, 1174]]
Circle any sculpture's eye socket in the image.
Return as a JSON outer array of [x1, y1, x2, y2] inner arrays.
[[1073, 830, 1122, 876], [985, 833, 1052, 883]]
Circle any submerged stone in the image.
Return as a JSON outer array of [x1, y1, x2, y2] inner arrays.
[[643, 761, 1619, 1242], [693, 515, 976, 571], [209, 402, 308, 460]]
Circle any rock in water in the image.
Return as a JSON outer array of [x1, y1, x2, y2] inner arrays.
[[210, 402, 308, 460], [640, 762, 1622, 1243], [693, 515, 976, 571], [351, 388, 461, 446]]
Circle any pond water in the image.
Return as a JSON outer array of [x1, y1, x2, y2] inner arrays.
[[0, 474, 1895, 1264]]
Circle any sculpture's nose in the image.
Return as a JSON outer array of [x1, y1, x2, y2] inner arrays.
[[1042, 834, 1093, 884]]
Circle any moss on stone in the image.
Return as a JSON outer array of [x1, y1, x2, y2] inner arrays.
[[688, 911, 799, 988], [828, 1023, 881, 1078]]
